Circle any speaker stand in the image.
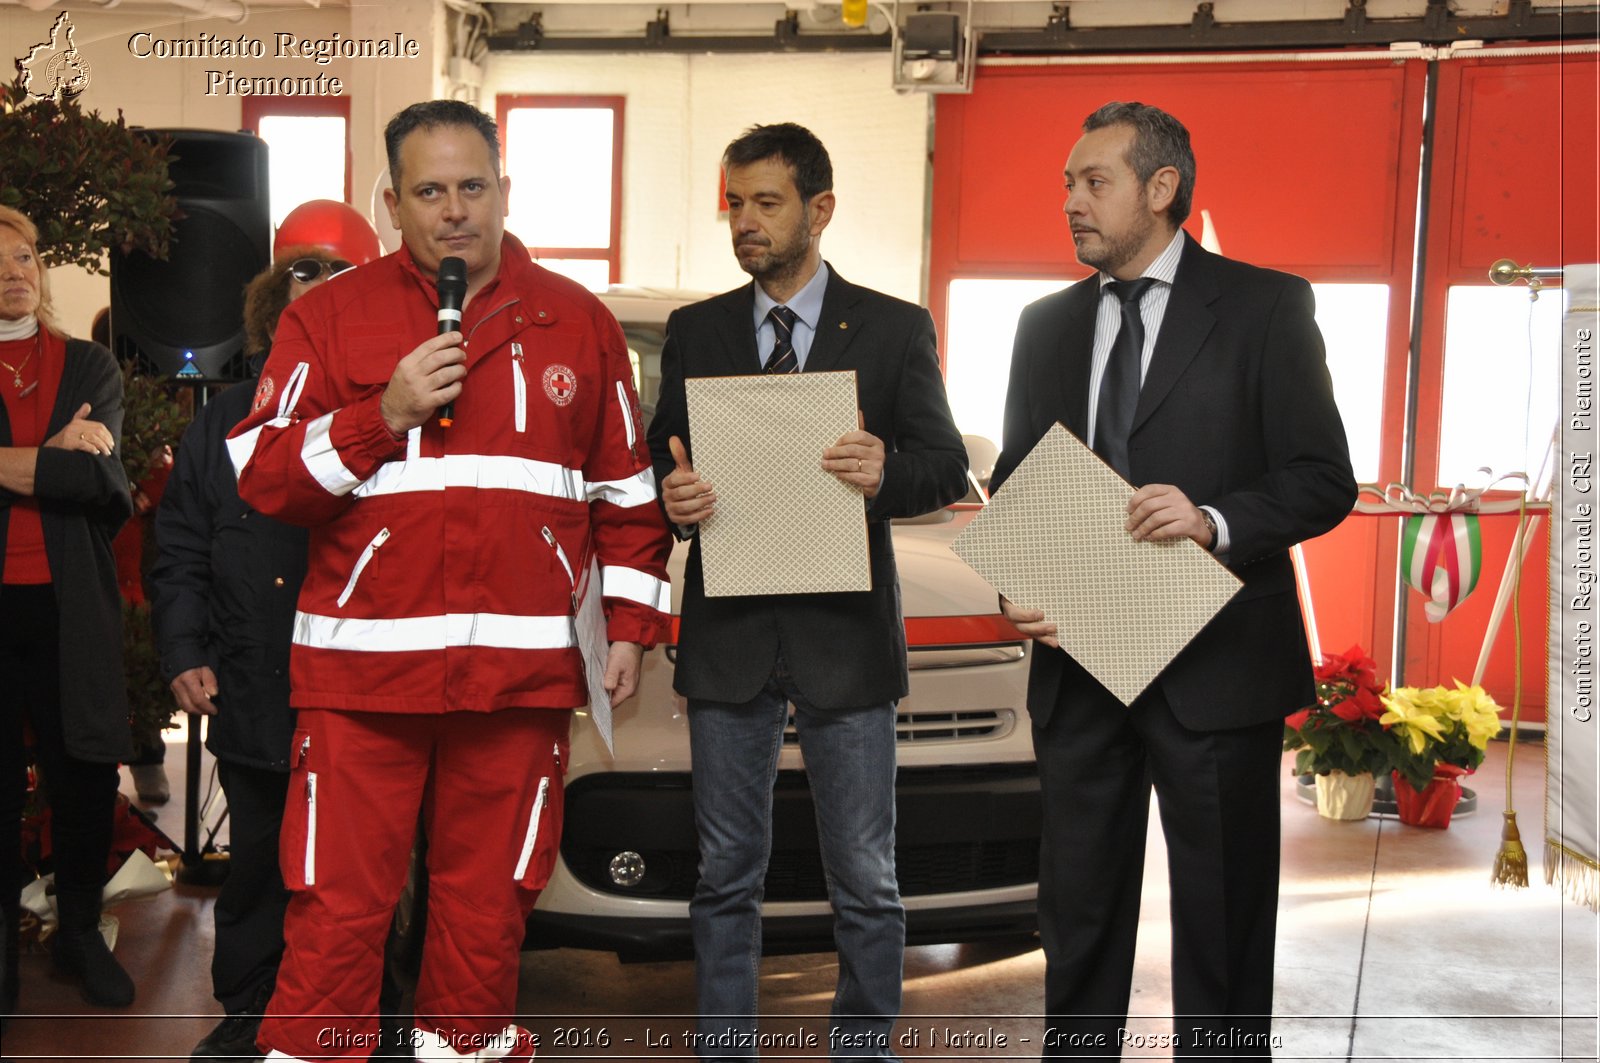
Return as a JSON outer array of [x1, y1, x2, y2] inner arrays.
[[172, 384, 230, 887], [175, 716, 227, 885]]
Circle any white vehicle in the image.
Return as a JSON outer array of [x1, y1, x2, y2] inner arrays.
[[523, 288, 1039, 958]]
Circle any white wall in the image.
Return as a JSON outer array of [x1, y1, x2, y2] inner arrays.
[[485, 51, 931, 302]]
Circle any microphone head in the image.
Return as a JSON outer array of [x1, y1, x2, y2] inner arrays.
[[436, 256, 468, 309]]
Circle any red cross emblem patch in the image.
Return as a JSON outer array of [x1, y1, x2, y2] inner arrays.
[[543, 363, 577, 407], [250, 374, 276, 414]]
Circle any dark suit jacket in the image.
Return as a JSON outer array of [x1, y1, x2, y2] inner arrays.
[[990, 234, 1357, 732], [646, 266, 968, 709]]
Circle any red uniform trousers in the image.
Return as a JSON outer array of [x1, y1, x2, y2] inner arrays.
[[257, 706, 569, 1061]]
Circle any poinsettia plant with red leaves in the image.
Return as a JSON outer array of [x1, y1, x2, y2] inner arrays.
[[1284, 645, 1393, 777]]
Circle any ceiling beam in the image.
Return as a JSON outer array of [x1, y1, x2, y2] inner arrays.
[[486, 2, 1596, 55]]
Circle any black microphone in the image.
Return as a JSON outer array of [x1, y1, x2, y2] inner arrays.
[[435, 256, 468, 428]]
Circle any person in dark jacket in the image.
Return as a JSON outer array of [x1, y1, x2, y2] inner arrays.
[[151, 247, 350, 1060], [0, 205, 137, 1015]]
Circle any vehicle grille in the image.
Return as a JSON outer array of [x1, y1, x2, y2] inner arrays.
[[782, 709, 1013, 745], [749, 839, 1038, 901], [560, 764, 1041, 903], [564, 838, 1039, 903]]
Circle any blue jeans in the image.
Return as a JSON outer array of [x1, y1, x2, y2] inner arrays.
[[688, 664, 904, 1062]]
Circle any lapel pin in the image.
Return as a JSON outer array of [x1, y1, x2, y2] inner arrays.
[[839, 322, 849, 330]]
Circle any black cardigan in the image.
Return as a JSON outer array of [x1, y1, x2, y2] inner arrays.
[[0, 338, 135, 763]]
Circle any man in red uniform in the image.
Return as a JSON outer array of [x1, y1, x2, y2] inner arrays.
[[228, 100, 672, 1062]]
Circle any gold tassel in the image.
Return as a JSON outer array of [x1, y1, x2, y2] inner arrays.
[[1492, 810, 1530, 888], [1490, 493, 1530, 890]]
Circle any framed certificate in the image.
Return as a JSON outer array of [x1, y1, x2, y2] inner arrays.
[[686, 371, 869, 597], [953, 423, 1242, 705]]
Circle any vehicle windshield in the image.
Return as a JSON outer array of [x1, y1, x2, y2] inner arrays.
[[623, 322, 666, 415]]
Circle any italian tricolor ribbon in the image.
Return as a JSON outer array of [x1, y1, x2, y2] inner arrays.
[[1355, 471, 1532, 624], [1400, 512, 1482, 622]]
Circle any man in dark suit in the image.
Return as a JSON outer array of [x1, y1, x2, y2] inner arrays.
[[645, 123, 967, 1061], [990, 102, 1356, 1058]]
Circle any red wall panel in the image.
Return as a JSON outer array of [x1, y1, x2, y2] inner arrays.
[[934, 61, 1419, 279], [1412, 55, 1598, 494], [1299, 518, 1392, 669], [1442, 54, 1600, 281]]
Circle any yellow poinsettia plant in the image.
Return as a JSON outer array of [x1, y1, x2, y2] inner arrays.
[[1379, 681, 1503, 791]]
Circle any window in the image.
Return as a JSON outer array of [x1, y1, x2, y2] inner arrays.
[[943, 277, 1070, 448], [1311, 283, 1390, 485], [241, 97, 351, 230], [497, 96, 624, 290], [1436, 285, 1566, 490]]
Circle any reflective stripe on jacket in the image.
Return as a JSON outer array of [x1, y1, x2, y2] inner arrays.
[[229, 236, 672, 713]]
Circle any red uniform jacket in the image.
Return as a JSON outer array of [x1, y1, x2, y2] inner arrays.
[[228, 236, 671, 714]]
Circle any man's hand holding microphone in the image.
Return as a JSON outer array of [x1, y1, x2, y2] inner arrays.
[[380, 256, 469, 438]]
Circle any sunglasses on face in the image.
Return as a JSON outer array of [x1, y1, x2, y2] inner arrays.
[[289, 258, 356, 282]]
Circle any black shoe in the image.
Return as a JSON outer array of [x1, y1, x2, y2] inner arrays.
[[50, 926, 135, 1008], [50, 886, 135, 1008], [191, 1010, 264, 1060], [2, 892, 18, 1025]]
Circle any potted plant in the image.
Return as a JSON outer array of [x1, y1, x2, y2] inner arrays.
[[1379, 681, 1502, 829], [0, 76, 176, 272], [119, 365, 190, 751], [1284, 645, 1392, 820]]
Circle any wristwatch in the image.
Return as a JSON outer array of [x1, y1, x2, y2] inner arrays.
[[1200, 509, 1218, 552]]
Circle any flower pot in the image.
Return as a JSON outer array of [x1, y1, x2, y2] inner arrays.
[[1392, 765, 1466, 829], [1314, 771, 1376, 820]]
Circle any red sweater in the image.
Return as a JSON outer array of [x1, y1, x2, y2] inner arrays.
[[1, 330, 63, 584]]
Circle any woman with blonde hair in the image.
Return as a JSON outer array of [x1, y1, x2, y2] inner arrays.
[[0, 205, 136, 1014]]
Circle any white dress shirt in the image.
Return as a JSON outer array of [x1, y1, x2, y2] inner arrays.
[[1085, 229, 1230, 555]]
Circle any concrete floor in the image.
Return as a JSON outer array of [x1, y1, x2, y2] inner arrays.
[[3, 730, 1596, 1062]]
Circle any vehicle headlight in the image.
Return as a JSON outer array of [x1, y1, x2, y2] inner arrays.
[[608, 850, 646, 888]]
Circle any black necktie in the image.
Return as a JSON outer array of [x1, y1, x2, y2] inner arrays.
[[763, 305, 799, 374], [1093, 277, 1156, 477]]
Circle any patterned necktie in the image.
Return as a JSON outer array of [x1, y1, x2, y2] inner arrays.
[[1093, 277, 1157, 478], [763, 305, 799, 374]]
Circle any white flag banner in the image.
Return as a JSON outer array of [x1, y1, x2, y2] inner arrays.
[[1548, 262, 1600, 911]]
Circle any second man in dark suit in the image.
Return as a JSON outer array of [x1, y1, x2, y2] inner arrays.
[[992, 102, 1356, 1058], [646, 123, 967, 1061]]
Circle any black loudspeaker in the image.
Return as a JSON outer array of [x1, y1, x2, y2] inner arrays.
[[112, 130, 270, 382]]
